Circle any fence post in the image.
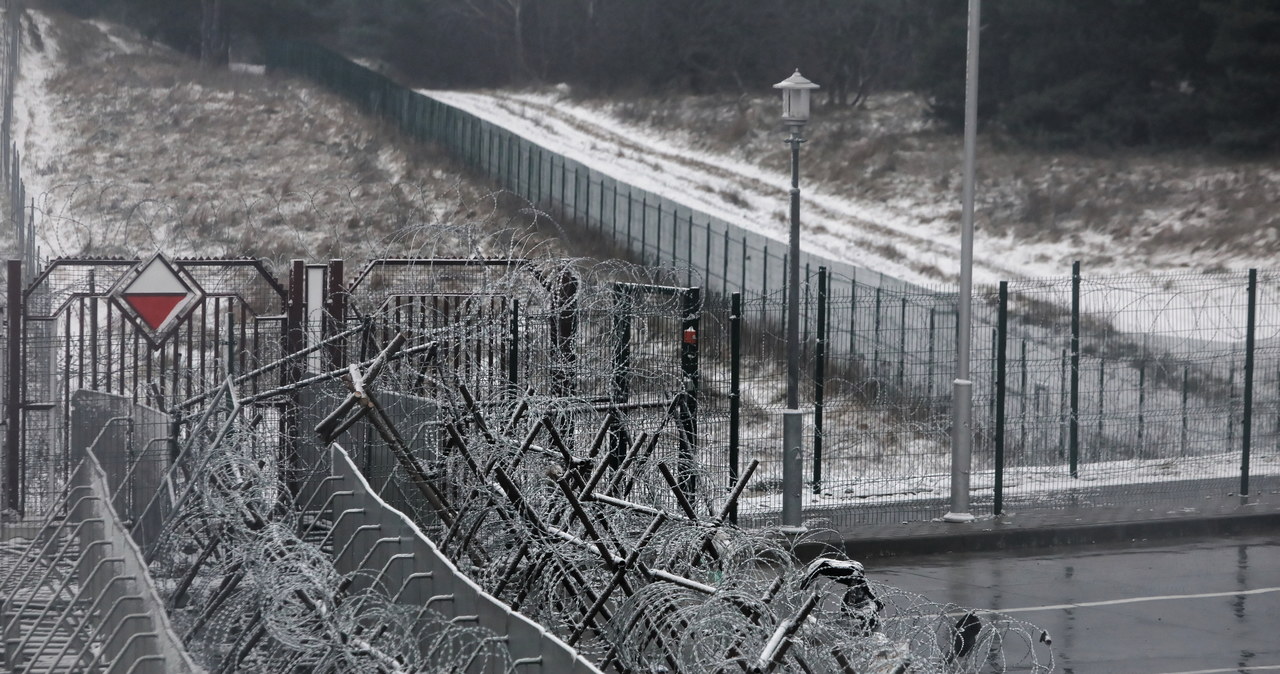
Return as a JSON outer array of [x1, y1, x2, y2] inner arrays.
[[1242, 268, 1257, 497], [640, 195, 648, 264], [873, 287, 883, 379], [722, 230, 730, 292], [1097, 359, 1105, 443], [508, 298, 521, 397], [552, 269, 579, 401], [813, 267, 827, 494], [326, 258, 345, 371], [285, 259, 306, 495], [729, 292, 742, 525], [1070, 260, 1080, 478], [656, 202, 663, 267], [678, 287, 701, 498], [1137, 360, 1146, 449], [611, 289, 631, 406], [702, 219, 711, 290], [802, 263, 811, 354], [927, 308, 936, 399], [994, 281, 1008, 516], [1228, 364, 1236, 447], [224, 310, 237, 379], [1181, 365, 1189, 456], [6, 258, 21, 513], [537, 147, 544, 203], [525, 142, 534, 201], [898, 297, 907, 390], [671, 206, 678, 270]]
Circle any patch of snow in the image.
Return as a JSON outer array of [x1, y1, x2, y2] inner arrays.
[[423, 89, 1280, 342], [735, 448, 1280, 514], [88, 20, 146, 56], [12, 11, 72, 257]]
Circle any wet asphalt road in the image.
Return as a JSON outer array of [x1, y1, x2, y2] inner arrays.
[[871, 534, 1280, 674]]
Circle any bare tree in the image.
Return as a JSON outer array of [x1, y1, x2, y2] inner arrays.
[[454, 0, 531, 79], [200, 0, 230, 67]]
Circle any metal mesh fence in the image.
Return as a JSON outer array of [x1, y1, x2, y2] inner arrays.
[[0, 36, 1214, 533], [10, 254, 1280, 534], [264, 40, 914, 304], [699, 265, 1280, 529], [9, 250, 1276, 669], [11, 257, 286, 515], [997, 269, 1280, 513]]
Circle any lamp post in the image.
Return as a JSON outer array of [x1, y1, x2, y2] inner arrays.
[[944, 0, 982, 523], [774, 69, 818, 531]]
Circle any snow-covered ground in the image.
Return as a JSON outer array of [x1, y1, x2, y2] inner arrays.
[[734, 448, 1280, 515], [424, 89, 1280, 341], [426, 89, 1279, 284], [5, 9, 537, 267], [426, 89, 1042, 288]]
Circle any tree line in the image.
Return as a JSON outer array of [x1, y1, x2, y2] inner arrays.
[[47, 0, 1280, 153]]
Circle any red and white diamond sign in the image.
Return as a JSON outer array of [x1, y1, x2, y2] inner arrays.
[[112, 254, 203, 345]]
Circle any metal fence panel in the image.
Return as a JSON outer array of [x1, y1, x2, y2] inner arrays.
[[326, 442, 604, 673]]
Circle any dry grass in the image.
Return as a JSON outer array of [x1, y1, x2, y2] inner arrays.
[[576, 89, 1280, 271], [18, 9, 563, 267]]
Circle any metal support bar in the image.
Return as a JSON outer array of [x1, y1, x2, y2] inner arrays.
[[728, 292, 742, 524], [1070, 259, 1081, 478], [994, 281, 1009, 516], [781, 409, 804, 530], [781, 126, 805, 532], [813, 267, 827, 494], [944, 379, 975, 523], [6, 259, 21, 513], [1242, 268, 1257, 497]]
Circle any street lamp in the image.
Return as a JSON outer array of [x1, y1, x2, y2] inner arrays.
[[774, 69, 818, 530], [944, 0, 982, 523]]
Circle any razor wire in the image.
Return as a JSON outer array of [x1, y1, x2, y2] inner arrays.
[[134, 388, 515, 673], [278, 273, 1056, 674]]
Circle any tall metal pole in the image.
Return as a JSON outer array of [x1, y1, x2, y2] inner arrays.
[[781, 125, 805, 530], [6, 260, 22, 514], [945, 0, 982, 523]]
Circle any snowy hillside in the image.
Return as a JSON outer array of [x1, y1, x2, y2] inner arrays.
[[427, 88, 1280, 287], [10, 6, 1278, 290], [6, 9, 544, 267]]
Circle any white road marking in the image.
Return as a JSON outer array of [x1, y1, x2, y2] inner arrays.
[[992, 585, 1280, 614], [1157, 666, 1280, 674]]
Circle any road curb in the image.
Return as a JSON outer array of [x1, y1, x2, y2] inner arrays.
[[794, 510, 1280, 561]]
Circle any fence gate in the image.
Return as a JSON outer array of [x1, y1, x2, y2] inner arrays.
[[605, 282, 701, 496], [4, 255, 289, 515]]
